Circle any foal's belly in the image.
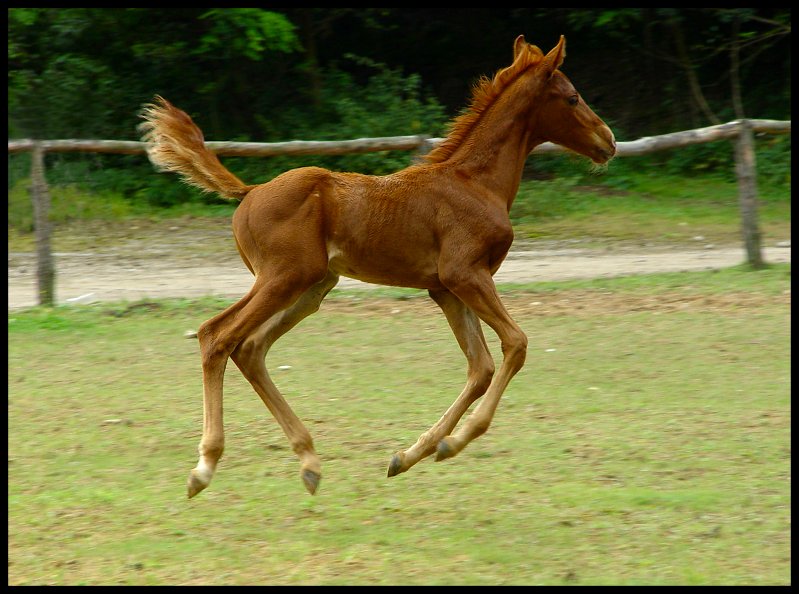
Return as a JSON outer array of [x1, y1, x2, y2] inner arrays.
[[326, 240, 442, 290]]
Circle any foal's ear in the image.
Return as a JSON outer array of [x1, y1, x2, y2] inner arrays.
[[542, 35, 567, 78], [514, 35, 544, 62], [513, 35, 527, 60]]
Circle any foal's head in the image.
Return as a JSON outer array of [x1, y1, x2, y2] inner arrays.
[[520, 35, 616, 164]]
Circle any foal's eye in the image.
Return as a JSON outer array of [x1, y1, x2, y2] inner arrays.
[[567, 95, 579, 106]]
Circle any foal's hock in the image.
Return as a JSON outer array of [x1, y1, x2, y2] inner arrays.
[[139, 35, 615, 498]]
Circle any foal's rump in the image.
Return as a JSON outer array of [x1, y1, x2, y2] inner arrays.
[[231, 166, 333, 282]]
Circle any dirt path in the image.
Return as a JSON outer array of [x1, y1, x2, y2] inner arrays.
[[7, 230, 791, 310]]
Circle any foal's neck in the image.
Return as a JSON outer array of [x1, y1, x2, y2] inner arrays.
[[443, 88, 541, 212]]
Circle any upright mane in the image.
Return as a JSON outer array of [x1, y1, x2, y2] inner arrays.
[[424, 44, 544, 164]]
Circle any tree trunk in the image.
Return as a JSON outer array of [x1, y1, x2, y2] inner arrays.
[[299, 9, 323, 110], [669, 18, 722, 126]]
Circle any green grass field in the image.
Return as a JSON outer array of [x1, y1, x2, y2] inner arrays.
[[8, 266, 791, 585]]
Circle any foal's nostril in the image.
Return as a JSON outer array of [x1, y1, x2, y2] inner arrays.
[[604, 132, 617, 158]]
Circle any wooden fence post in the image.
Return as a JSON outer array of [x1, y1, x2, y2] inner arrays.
[[29, 142, 56, 306], [733, 119, 765, 269]]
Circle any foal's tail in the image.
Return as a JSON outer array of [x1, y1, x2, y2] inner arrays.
[[138, 96, 256, 201]]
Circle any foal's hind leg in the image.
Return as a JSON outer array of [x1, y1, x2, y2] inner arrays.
[[188, 270, 326, 498], [230, 270, 339, 495], [187, 287, 256, 498], [387, 288, 495, 477]]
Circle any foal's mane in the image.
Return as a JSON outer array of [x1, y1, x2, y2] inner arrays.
[[423, 44, 544, 164]]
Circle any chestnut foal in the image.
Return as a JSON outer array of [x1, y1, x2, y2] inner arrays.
[[139, 35, 615, 497]]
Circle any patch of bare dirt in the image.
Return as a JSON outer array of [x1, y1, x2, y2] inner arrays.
[[7, 219, 791, 311]]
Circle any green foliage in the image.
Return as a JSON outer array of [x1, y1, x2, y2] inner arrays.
[[8, 176, 144, 232], [659, 143, 736, 179], [7, 177, 34, 231], [9, 53, 121, 138], [150, 62, 445, 203], [507, 142, 790, 244], [325, 59, 444, 136], [8, 306, 99, 332], [567, 8, 644, 30], [8, 151, 203, 211], [301, 61, 447, 175], [753, 134, 792, 187], [8, 144, 790, 241], [524, 132, 791, 193], [6, 8, 790, 210], [511, 175, 590, 222], [197, 9, 300, 60]]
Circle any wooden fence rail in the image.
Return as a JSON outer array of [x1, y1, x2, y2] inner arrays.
[[7, 118, 791, 157], [7, 118, 792, 306]]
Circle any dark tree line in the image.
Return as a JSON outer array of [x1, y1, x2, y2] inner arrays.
[[7, 8, 791, 203], [9, 8, 791, 139]]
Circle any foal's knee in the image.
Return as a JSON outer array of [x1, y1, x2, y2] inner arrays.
[[502, 330, 528, 372]]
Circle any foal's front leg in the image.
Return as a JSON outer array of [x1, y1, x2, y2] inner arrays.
[[435, 268, 527, 461], [387, 289, 495, 477]]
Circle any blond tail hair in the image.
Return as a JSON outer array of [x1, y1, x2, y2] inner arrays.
[[138, 96, 255, 200]]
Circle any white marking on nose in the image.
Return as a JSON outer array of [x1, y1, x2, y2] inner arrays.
[[607, 127, 616, 148]]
